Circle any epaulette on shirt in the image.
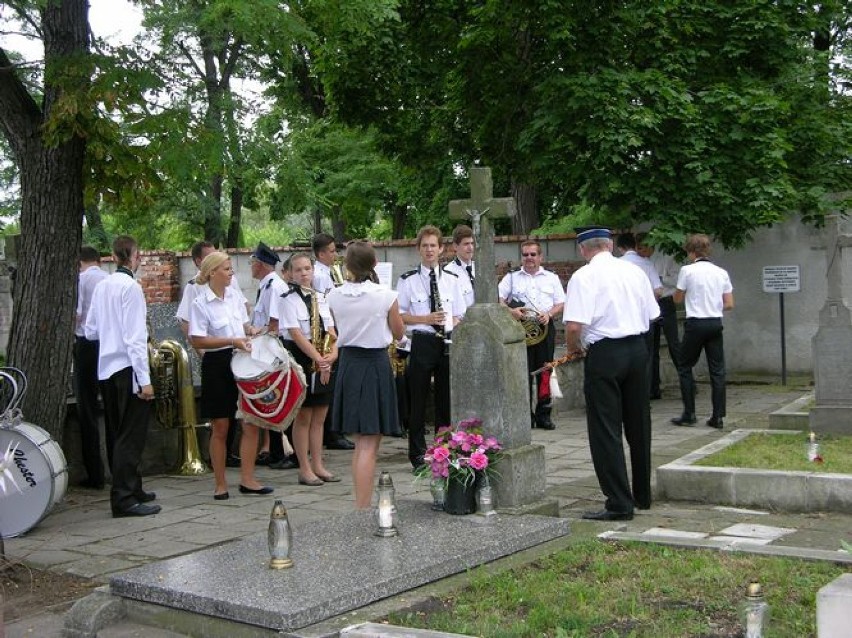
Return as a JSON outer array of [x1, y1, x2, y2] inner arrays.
[[400, 269, 418, 280], [280, 282, 299, 298], [441, 268, 458, 277], [508, 266, 522, 273]]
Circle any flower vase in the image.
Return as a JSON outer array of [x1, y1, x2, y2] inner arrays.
[[444, 477, 477, 515]]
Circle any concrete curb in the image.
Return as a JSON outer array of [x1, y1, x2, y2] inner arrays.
[[656, 429, 852, 513]]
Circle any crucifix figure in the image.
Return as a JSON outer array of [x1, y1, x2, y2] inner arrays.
[[823, 214, 852, 310], [448, 167, 517, 304]]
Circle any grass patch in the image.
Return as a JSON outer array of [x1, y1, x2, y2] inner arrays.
[[695, 432, 852, 473], [388, 540, 847, 637]]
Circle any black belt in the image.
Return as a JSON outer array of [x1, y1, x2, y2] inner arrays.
[[412, 330, 452, 340]]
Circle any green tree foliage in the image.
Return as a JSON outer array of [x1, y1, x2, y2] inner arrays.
[[318, 0, 852, 249]]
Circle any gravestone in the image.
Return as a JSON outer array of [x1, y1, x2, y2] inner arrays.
[[448, 168, 551, 512], [809, 214, 852, 435]]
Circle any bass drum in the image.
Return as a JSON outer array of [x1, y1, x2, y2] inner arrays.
[[0, 422, 68, 538]]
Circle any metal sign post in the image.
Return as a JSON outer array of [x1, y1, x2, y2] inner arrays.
[[762, 265, 801, 385]]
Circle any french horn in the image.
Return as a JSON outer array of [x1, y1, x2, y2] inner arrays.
[[520, 308, 548, 346]]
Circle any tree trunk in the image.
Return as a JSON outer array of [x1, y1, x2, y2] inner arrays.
[[392, 202, 407, 240], [510, 180, 538, 235], [330, 206, 347, 243], [226, 179, 243, 248], [312, 208, 323, 235], [84, 202, 108, 252], [0, 0, 89, 443]]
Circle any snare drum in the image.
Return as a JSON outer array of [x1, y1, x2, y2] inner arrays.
[[0, 422, 68, 538]]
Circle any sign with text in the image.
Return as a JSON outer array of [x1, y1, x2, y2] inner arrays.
[[762, 265, 800, 293]]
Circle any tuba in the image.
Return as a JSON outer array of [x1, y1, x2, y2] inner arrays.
[[148, 338, 209, 475], [330, 257, 348, 286]]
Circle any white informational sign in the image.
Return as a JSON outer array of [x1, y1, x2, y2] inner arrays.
[[762, 265, 800, 293], [374, 262, 393, 288]]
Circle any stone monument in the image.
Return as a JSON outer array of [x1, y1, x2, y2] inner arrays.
[[448, 167, 552, 513], [810, 214, 852, 434]]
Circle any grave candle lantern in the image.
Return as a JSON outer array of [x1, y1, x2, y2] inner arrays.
[[476, 473, 497, 518], [740, 581, 769, 638], [429, 477, 445, 511], [374, 471, 398, 537], [268, 499, 294, 569]]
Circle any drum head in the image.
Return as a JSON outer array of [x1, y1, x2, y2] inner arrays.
[[0, 423, 67, 538], [231, 350, 268, 380]]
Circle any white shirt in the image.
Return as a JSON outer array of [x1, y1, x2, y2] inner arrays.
[[651, 251, 680, 299], [76, 265, 108, 337], [620, 250, 662, 292], [313, 261, 335, 295], [252, 271, 288, 328], [563, 252, 660, 348], [396, 265, 465, 335], [176, 270, 245, 323], [328, 281, 398, 348], [677, 259, 733, 318], [84, 269, 151, 389], [189, 284, 249, 350], [278, 285, 335, 340], [444, 257, 475, 311], [498, 267, 565, 314]]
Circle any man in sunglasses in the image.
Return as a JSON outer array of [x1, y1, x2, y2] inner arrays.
[[498, 239, 564, 430]]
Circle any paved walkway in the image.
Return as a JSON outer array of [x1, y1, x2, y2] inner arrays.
[[5, 380, 852, 636]]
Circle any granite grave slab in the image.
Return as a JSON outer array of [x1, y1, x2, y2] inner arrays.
[[109, 499, 570, 632]]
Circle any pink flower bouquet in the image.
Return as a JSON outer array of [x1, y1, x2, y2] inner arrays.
[[418, 417, 503, 487]]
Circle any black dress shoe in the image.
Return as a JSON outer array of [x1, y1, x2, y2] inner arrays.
[[670, 414, 697, 426], [536, 420, 556, 431], [239, 484, 274, 495], [225, 455, 241, 468], [214, 492, 230, 501], [325, 436, 355, 450], [136, 491, 156, 503], [582, 509, 633, 521], [113, 503, 162, 518], [706, 417, 724, 429], [269, 456, 299, 470], [255, 451, 271, 466]]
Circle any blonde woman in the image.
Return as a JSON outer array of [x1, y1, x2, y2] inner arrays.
[[278, 252, 340, 486], [189, 252, 273, 500], [327, 242, 405, 508]]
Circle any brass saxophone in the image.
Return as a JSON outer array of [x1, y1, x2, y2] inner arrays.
[[148, 337, 209, 476], [309, 288, 336, 372]]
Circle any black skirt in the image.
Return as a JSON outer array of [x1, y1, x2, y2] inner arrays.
[[200, 349, 238, 419], [283, 341, 333, 408], [331, 346, 401, 436]]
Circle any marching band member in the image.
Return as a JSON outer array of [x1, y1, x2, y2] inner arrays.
[[277, 252, 340, 486], [498, 239, 565, 430], [189, 251, 272, 501], [85, 235, 160, 517], [444, 224, 476, 313], [397, 225, 465, 469], [312, 232, 355, 451], [327, 241, 405, 508]]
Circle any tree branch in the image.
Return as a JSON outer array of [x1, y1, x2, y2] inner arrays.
[[0, 46, 42, 161], [177, 40, 206, 81], [219, 36, 244, 88]]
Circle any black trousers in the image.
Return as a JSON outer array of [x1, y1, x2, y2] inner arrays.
[[406, 332, 450, 466], [526, 319, 556, 423], [651, 297, 692, 396], [678, 318, 726, 420], [101, 366, 151, 512], [73, 337, 104, 485], [584, 335, 651, 513]]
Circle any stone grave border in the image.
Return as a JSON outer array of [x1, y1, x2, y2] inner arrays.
[[656, 429, 852, 514]]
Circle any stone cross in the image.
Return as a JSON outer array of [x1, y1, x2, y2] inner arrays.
[[823, 214, 852, 305], [448, 167, 517, 304], [811, 213, 852, 435]]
